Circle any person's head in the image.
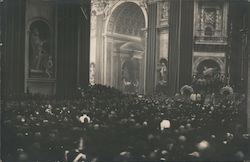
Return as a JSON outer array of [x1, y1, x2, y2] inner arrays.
[[160, 58, 168, 67], [90, 62, 95, 68]]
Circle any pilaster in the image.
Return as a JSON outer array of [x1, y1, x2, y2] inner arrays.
[[145, 2, 157, 94]]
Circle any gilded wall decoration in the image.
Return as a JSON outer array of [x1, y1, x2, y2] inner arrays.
[[194, 1, 228, 43]]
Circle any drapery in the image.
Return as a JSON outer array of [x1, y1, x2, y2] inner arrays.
[[56, 3, 78, 98], [232, 0, 250, 133], [168, 0, 194, 96], [56, 2, 90, 98], [229, 0, 248, 91], [77, 3, 90, 88], [168, 0, 181, 96], [2, 0, 26, 97], [247, 1, 250, 134], [179, 0, 194, 87], [145, 3, 157, 94]]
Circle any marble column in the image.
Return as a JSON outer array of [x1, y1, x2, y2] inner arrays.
[[105, 40, 112, 85], [111, 48, 119, 89], [95, 14, 104, 84], [92, 0, 110, 85]]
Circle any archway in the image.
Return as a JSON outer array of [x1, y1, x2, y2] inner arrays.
[[104, 2, 146, 93], [193, 56, 225, 76], [196, 59, 221, 76]]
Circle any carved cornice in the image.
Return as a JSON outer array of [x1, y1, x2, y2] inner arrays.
[[91, 0, 149, 18]]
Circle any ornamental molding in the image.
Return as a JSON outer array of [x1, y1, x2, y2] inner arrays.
[[92, 0, 148, 16], [91, 0, 112, 16]]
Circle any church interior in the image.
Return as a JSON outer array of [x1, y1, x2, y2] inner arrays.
[[1, 0, 250, 161]]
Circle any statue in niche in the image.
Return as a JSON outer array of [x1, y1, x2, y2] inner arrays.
[[156, 58, 168, 94], [29, 21, 53, 78], [30, 28, 47, 71], [158, 58, 168, 85], [89, 62, 95, 85]]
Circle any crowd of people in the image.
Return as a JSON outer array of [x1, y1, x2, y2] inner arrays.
[[2, 84, 250, 162]]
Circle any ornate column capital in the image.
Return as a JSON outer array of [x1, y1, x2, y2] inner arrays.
[[91, 0, 110, 16]]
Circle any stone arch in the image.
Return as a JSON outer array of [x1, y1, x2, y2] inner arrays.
[[120, 42, 144, 53], [27, 17, 52, 34], [105, 1, 148, 34], [103, 1, 147, 94], [193, 57, 225, 75]]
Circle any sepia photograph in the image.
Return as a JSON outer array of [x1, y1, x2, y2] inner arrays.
[[0, 0, 250, 161]]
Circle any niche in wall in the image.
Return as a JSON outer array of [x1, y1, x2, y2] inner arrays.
[[29, 20, 54, 79], [26, 19, 56, 95]]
